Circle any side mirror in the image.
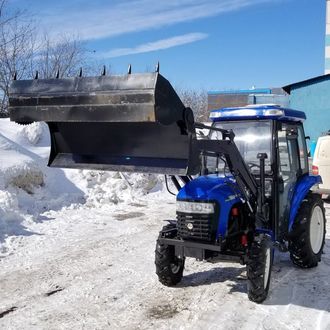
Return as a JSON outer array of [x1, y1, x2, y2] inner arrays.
[[257, 153, 268, 160], [305, 136, 311, 140]]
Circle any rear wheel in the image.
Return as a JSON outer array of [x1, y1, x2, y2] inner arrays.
[[155, 224, 185, 286], [289, 193, 326, 268], [247, 234, 273, 303]]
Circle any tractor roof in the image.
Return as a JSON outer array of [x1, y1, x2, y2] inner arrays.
[[209, 104, 306, 122]]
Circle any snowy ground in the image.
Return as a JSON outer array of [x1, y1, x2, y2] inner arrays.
[[0, 118, 330, 330]]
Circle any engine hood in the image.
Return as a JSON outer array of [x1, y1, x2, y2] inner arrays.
[[177, 174, 242, 202]]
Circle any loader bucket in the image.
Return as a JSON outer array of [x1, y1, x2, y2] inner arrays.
[[9, 73, 200, 175]]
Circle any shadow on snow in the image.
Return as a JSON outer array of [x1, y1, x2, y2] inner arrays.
[[174, 238, 330, 312]]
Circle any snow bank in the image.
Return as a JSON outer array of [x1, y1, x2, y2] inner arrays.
[[19, 122, 46, 145], [74, 170, 163, 208], [0, 119, 165, 210], [0, 190, 26, 253], [0, 118, 170, 253], [0, 130, 44, 252], [0, 132, 44, 192], [0, 121, 83, 253]]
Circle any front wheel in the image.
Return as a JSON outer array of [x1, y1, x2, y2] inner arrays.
[[155, 224, 185, 286], [247, 234, 273, 303], [289, 193, 326, 268]]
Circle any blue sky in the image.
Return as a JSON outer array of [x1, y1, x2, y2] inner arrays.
[[11, 0, 327, 90]]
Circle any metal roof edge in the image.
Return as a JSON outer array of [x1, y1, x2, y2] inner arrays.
[[283, 73, 330, 94]]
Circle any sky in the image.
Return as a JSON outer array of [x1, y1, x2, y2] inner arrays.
[[9, 0, 327, 90]]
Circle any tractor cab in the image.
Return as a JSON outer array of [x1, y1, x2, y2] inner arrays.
[[205, 105, 310, 240]]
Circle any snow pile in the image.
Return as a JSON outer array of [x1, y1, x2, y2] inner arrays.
[[19, 122, 46, 145], [7, 167, 44, 194], [0, 118, 169, 253], [78, 170, 163, 208], [0, 119, 165, 212], [0, 121, 84, 253], [0, 190, 25, 253], [0, 130, 43, 252], [0, 132, 44, 193]]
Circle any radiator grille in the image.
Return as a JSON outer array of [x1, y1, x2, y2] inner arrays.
[[177, 212, 215, 241]]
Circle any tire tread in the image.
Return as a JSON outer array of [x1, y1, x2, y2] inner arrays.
[[247, 234, 273, 303], [155, 224, 184, 286], [289, 193, 326, 268]]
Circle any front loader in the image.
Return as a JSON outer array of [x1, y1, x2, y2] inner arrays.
[[9, 70, 326, 303]]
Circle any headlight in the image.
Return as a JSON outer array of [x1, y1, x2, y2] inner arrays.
[[176, 201, 214, 214]]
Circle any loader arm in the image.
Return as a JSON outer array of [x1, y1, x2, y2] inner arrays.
[[192, 123, 259, 213]]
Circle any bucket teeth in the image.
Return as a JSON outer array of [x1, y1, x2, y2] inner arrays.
[[127, 64, 132, 74], [79, 67, 83, 77], [12, 71, 17, 80], [101, 65, 106, 76], [34, 71, 39, 79], [56, 69, 60, 79], [155, 62, 160, 73]]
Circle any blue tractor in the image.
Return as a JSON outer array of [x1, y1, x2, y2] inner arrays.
[[8, 72, 326, 303], [155, 104, 326, 302]]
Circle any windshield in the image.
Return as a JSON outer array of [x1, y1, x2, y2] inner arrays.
[[207, 120, 272, 174]]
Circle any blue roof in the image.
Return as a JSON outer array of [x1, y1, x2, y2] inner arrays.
[[283, 74, 330, 94], [209, 105, 306, 122], [208, 88, 271, 95]]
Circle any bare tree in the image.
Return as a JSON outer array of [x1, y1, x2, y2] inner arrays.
[[0, 1, 93, 115], [0, 0, 36, 114], [35, 33, 90, 79], [177, 88, 208, 122]]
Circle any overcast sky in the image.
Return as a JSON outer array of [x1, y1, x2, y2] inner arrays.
[[10, 0, 327, 90]]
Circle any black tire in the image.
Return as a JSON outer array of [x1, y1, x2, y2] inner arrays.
[[289, 193, 326, 268], [155, 224, 185, 286], [323, 195, 330, 204], [247, 234, 273, 303]]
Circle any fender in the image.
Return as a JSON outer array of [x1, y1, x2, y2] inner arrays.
[[288, 174, 322, 232]]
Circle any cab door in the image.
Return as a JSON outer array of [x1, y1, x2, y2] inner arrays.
[[277, 123, 300, 236]]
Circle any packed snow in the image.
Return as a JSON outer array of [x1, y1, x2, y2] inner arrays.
[[0, 118, 329, 329]]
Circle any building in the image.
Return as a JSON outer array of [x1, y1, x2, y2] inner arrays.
[[281, 1, 330, 141], [283, 74, 330, 141], [207, 88, 289, 112]]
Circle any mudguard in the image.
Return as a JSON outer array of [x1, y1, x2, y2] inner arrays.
[[288, 174, 322, 232]]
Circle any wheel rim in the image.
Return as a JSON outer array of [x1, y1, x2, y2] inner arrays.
[[310, 206, 324, 254], [264, 247, 271, 289]]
